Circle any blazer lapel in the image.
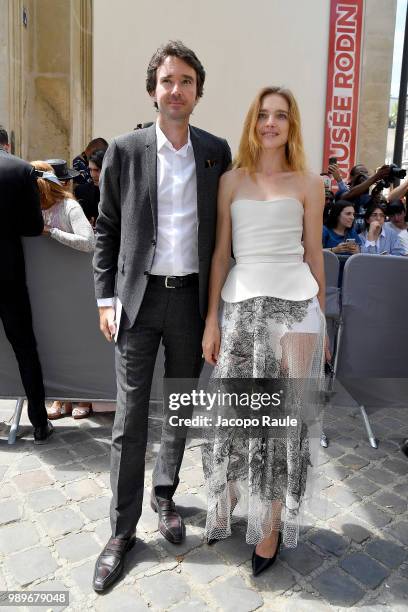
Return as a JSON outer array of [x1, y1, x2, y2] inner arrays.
[[145, 125, 158, 234], [190, 126, 206, 224]]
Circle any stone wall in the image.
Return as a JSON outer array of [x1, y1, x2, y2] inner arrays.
[[4, 0, 92, 162], [29, 0, 71, 161]]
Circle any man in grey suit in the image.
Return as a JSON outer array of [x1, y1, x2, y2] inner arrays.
[[92, 41, 231, 591]]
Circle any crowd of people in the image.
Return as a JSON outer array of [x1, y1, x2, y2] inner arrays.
[[322, 161, 408, 259]]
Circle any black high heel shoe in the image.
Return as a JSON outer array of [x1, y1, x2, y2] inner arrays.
[[252, 532, 282, 577]]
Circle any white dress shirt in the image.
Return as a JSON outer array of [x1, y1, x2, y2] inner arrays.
[[364, 226, 386, 249], [97, 122, 198, 310], [150, 122, 198, 275]]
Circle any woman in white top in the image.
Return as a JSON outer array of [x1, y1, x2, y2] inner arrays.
[[201, 87, 326, 577], [31, 161, 95, 253], [31, 161, 95, 419]]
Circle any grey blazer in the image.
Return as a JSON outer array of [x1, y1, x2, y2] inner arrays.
[[93, 124, 231, 327]]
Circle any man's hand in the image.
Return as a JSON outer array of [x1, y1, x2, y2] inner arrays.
[[373, 165, 391, 181], [98, 306, 116, 342]]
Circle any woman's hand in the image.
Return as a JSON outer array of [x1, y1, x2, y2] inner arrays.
[[331, 242, 359, 254], [331, 242, 350, 254], [346, 241, 360, 254], [324, 334, 332, 363], [42, 225, 52, 235], [202, 319, 221, 365]]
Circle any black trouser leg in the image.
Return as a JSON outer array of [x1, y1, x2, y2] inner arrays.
[[0, 290, 47, 428]]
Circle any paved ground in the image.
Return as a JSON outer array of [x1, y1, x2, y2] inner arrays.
[[0, 395, 407, 612]]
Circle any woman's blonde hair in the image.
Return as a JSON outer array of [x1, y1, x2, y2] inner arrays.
[[31, 160, 74, 210], [234, 86, 307, 174]]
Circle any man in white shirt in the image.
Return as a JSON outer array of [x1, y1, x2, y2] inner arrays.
[[93, 41, 231, 592]]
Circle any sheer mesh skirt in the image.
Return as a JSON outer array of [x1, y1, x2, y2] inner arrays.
[[201, 295, 326, 548]]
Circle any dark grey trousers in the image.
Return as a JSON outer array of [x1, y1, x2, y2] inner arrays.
[[110, 280, 204, 538]]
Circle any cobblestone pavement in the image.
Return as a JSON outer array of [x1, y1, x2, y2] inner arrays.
[[0, 397, 407, 612]]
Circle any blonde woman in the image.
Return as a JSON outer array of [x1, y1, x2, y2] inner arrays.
[[201, 87, 326, 576], [31, 161, 95, 419]]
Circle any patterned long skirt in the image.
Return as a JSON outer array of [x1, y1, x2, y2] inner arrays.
[[201, 295, 326, 548]]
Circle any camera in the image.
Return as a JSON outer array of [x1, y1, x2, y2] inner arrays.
[[374, 179, 388, 191], [33, 169, 44, 179], [375, 164, 406, 190], [389, 163, 406, 181]]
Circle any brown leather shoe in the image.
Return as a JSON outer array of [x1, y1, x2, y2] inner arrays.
[[151, 493, 185, 544], [93, 536, 135, 592]]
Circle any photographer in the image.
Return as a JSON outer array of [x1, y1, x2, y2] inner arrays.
[[74, 149, 106, 225], [358, 202, 406, 256], [332, 163, 390, 204], [326, 160, 361, 196], [328, 163, 375, 234], [329, 162, 406, 229]]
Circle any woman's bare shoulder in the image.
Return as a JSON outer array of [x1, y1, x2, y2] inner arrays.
[[220, 166, 246, 184], [299, 170, 325, 189], [298, 171, 325, 208], [219, 167, 247, 197]]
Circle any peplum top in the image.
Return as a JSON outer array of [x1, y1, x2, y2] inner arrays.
[[221, 198, 319, 303]]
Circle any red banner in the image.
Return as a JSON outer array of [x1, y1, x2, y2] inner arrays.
[[323, 0, 364, 180]]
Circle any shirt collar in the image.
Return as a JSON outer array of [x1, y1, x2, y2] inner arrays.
[[364, 225, 386, 240], [155, 122, 191, 157]]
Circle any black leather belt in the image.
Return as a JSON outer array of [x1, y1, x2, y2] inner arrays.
[[148, 273, 199, 289]]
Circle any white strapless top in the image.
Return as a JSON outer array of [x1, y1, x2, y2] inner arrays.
[[221, 198, 319, 303]]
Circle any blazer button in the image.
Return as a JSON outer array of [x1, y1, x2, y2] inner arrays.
[[151, 239, 156, 246]]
